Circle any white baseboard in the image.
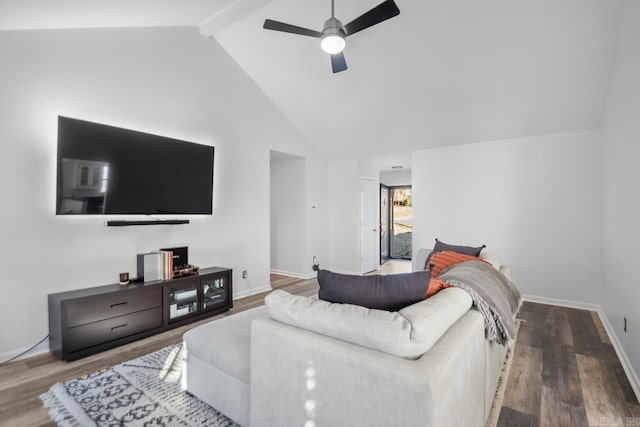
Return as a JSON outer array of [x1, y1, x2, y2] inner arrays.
[[233, 285, 272, 300], [269, 269, 316, 280], [522, 294, 600, 312], [0, 338, 50, 362], [523, 294, 639, 402], [596, 307, 640, 402]]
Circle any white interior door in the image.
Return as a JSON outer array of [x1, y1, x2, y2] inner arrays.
[[361, 178, 378, 274]]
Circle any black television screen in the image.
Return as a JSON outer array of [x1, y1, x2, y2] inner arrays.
[[56, 116, 214, 215]]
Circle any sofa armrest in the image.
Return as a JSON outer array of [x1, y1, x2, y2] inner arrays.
[[413, 248, 431, 272], [250, 310, 488, 427], [500, 265, 512, 281]]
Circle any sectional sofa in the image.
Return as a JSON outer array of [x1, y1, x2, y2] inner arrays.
[[183, 250, 515, 426]]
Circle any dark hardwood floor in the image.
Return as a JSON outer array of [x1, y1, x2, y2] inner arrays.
[[0, 275, 637, 427], [498, 301, 640, 427]]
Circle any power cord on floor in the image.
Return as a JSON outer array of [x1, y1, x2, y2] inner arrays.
[[0, 334, 49, 365]]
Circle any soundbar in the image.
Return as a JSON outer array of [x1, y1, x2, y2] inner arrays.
[[107, 219, 190, 227]]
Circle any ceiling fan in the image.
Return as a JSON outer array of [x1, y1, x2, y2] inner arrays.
[[263, 0, 400, 73]]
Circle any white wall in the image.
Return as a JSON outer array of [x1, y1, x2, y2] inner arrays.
[[0, 27, 328, 359], [305, 153, 330, 274], [412, 130, 603, 304], [602, 0, 640, 387], [380, 169, 412, 187], [270, 156, 308, 277], [328, 160, 360, 274]]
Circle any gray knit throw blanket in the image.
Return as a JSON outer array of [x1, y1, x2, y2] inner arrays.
[[439, 261, 522, 345]]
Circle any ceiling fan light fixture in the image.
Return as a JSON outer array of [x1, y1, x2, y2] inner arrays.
[[321, 33, 346, 54], [321, 17, 345, 54]]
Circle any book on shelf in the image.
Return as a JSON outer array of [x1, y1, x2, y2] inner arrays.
[[137, 250, 174, 282], [158, 250, 173, 280], [137, 252, 163, 282]]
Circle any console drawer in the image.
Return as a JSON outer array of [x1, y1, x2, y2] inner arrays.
[[65, 286, 162, 327], [65, 307, 162, 353]]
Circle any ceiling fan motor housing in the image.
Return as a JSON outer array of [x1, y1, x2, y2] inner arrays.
[[323, 17, 344, 34]]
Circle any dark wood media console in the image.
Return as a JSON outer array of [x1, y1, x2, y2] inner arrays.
[[48, 267, 232, 361]]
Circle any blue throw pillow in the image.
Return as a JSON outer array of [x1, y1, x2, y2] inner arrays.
[[317, 269, 431, 312]]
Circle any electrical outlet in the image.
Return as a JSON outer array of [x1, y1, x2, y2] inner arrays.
[[242, 270, 247, 279], [313, 256, 317, 265], [624, 317, 627, 333]]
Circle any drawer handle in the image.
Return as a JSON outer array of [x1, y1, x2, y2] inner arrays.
[[110, 302, 128, 308], [111, 324, 128, 331]]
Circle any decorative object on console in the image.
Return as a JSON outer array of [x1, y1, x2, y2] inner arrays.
[[160, 246, 188, 269], [158, 250, 173, 280], [119, 272, 129, 286], [136, 252, 164, 282], [137, 252, 162, 282], [317, 269, 431, 311], [173, 265, 200, 278], [159, 246, 199, 277]]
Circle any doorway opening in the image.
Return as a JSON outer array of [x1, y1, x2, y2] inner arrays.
[[270, 150, 307, 278], [380, 184, 390, 262], [381, 186, 412, 261]]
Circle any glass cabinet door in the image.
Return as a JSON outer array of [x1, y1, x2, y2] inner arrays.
[[168, 282, 199, 322], [202, 276, 228, 312]]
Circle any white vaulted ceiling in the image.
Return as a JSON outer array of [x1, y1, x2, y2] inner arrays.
[[214, 0, 622, 162], [0, 0, 235, 30], [0, 0, 623, 164]]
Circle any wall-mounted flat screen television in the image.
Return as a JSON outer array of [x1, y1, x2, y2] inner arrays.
[[56, 116, 214, 215]]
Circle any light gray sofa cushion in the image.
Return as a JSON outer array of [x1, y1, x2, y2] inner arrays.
[[183, 306, 267, 383], [265, 288, 472, 359]]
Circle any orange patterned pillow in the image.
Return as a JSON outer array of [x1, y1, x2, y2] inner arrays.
[[425, 278, 451, 298], [427, 250, 491, 278]]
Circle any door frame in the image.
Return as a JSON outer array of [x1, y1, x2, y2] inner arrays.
[[380, 184, 390, 264], [388, 185, 412, 260]]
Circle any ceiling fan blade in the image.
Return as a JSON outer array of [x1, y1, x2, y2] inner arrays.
[[331, 52, 348, 73], [342, 0, 400, 37], [263, 19, 323, 38]]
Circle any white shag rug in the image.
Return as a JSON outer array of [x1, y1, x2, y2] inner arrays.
[[41, 344, 239, 427]]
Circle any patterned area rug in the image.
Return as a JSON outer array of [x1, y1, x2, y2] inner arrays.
[[40, 344, 239, 427]]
